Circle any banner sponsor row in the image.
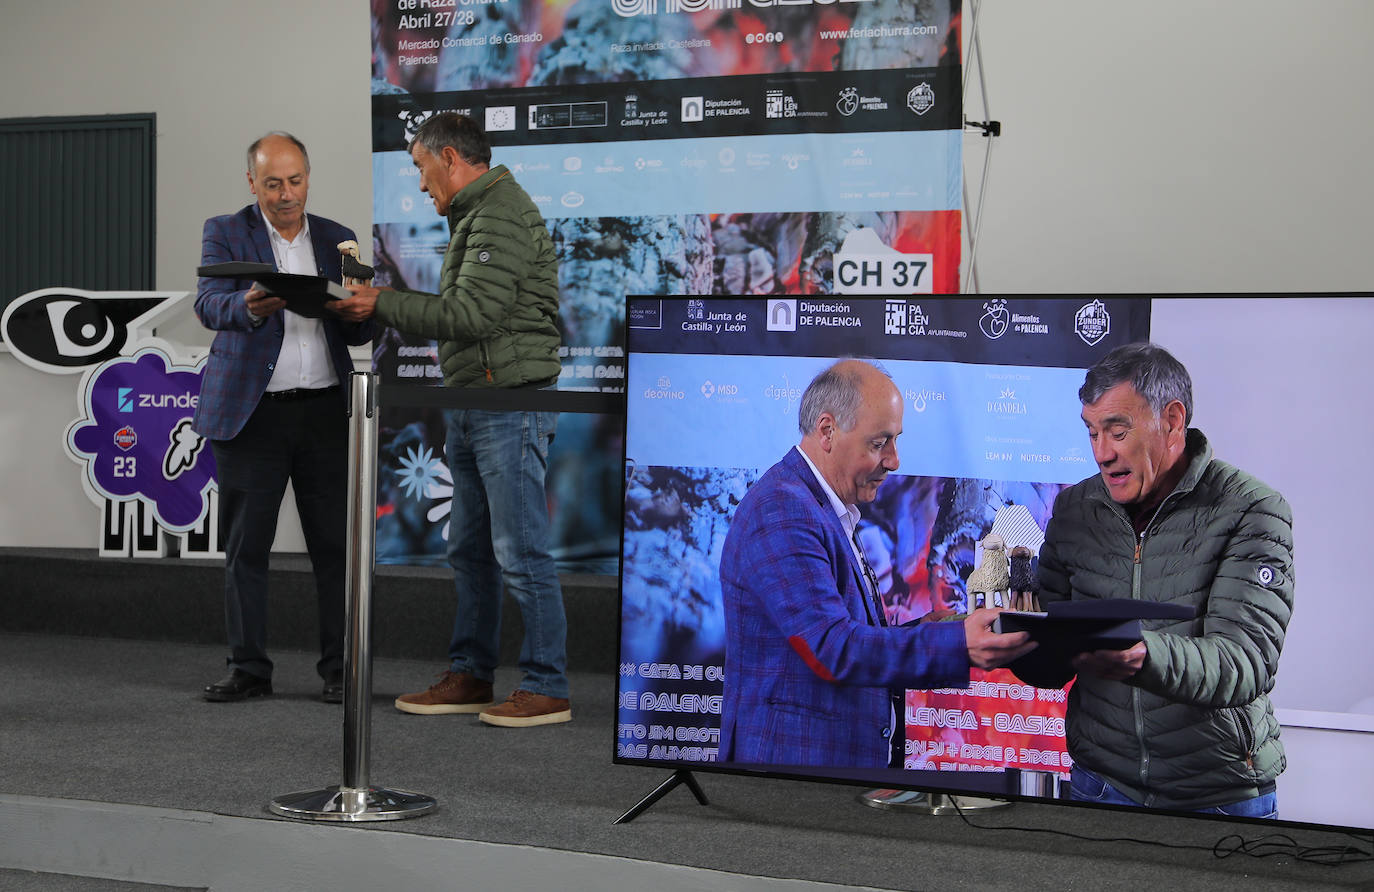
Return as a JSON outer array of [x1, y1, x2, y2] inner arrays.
[[372, 66, 959, 150], [627, 297, 1144, 366], [372, 130, 962, 222], [625, 353, 1097, 485]]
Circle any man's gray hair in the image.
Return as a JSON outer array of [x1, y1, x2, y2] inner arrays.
[[410, 112, 492, 168], [798, 359, 891, 436], [247, 132, 310, 176], [1080, 342, 1193, 424]]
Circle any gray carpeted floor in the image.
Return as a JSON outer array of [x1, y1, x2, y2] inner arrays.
[[0, 870, 202, 892], [1, 632, 1371, 891]]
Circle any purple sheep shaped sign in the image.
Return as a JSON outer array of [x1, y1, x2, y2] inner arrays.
[[65, 345, 220, 558]]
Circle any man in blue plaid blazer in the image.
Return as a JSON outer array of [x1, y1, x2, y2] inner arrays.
[[718, 360, 1034, 768], [192, 132, 374, 704]]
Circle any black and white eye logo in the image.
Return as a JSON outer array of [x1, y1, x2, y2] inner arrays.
[[1, 289, 177, 374]]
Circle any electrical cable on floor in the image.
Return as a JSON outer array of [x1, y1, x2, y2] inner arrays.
[[946, 797, 1373, 867], [1211, 833, 1372, 866]]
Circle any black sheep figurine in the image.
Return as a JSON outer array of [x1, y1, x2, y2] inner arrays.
[[1008, 545, 1038, 611]]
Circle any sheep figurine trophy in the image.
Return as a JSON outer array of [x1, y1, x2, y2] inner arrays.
[[966, 534, 1010, 609], [1008, 545, 1039, 612]]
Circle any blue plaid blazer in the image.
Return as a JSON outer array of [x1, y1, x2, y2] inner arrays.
[[191, 205, 375, 441], [718, 447, 971, 768]]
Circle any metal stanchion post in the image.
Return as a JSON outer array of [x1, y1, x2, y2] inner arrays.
[[269, 372, 438, 822]]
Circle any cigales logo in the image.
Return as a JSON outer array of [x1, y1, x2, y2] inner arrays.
[[764, 376, 802, 415]]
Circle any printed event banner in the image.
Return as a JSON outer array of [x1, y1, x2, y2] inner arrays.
[[617, 296, 1148, 782], [369, 0, 964, 569]]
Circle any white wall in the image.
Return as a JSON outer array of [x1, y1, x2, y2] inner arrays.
[[0, 0, 1369, 827], [965, 1, 1374, 293], [1152, 298, 1373, 718]]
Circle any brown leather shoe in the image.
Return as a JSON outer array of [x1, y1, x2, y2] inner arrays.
[[394, 671, 494, 715], [479, 690, 572, 727]]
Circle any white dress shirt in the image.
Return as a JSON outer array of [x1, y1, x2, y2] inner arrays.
[[798, 445, 873, 598], [260, 209, 338, 393]]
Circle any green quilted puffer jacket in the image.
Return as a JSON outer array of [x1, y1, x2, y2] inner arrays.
[[375, 165, 561, 388], [1025, 429, 1293, 810]]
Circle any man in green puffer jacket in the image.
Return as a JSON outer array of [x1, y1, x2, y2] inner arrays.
[[1011, 342, 1293, 817], [335, 113, 571, 729]]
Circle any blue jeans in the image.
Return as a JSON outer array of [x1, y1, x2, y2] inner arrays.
[[444, 408, 569, 699], [1070, 765, 1278, 819]]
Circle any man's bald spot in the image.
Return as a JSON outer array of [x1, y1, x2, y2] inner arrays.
[[836, 360, 898, 420], [247, 132, 310, 176]]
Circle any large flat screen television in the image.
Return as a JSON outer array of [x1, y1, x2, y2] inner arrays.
[[615, 294, 1374, 835]]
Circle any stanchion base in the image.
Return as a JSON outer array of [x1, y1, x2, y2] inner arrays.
[[857, 788, 1011, 815], [269, 785, 438, 822]]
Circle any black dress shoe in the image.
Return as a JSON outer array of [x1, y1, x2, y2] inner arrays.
[[322, 672, 344, 704], [204, 669, 272, 702]]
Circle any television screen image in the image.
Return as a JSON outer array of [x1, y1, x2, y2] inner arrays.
[[615, 295, 1374, 833]]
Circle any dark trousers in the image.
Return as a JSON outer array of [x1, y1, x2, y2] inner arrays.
[[210, 389, 349, 680]]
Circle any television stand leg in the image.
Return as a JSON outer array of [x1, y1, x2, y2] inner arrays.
[[858, 789, 1010, 814], [614, 770, 709, 824]]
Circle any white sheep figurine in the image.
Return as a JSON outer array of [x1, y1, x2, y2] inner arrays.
[[966, 534, 1010, 609]]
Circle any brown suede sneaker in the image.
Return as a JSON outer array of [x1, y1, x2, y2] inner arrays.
[[478, 690, 572, 727], [394, 671, 494, 715]]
